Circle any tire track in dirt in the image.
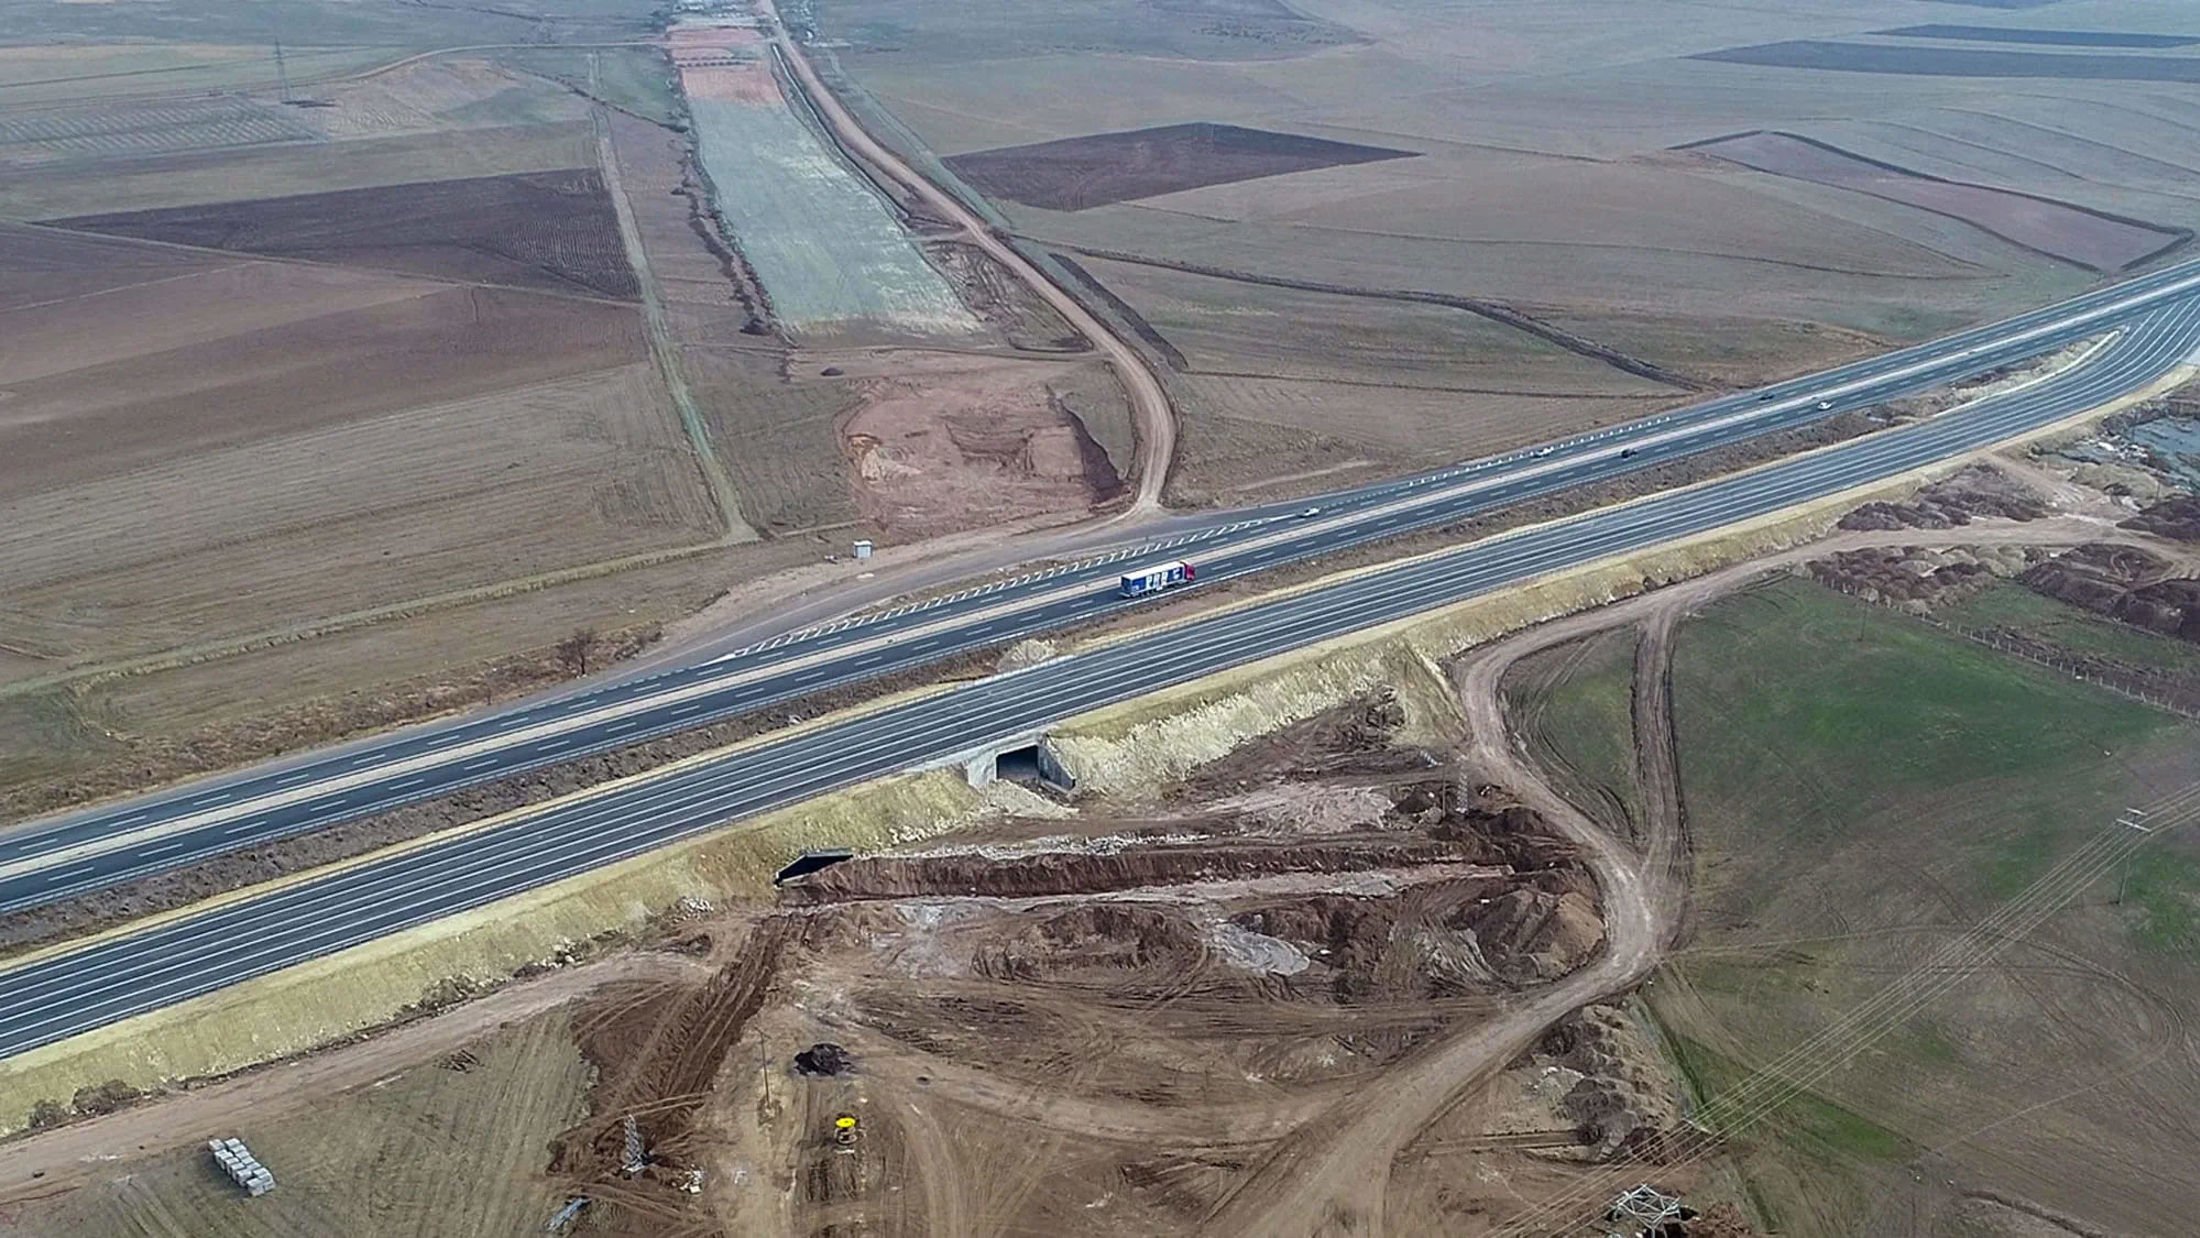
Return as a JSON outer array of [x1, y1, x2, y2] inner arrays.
[[0, 951, 711, 1206], [1200, 514, 2187, 1235]]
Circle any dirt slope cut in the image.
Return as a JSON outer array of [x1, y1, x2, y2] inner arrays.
[[49, 170, 639, 300]]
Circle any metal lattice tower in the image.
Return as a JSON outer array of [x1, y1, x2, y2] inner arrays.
[[1606, 1183, 1684, 1233], [621, 1114, 646, 1176]]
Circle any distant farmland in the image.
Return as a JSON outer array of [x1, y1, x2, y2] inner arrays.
[[1688, 131, 2186, 272], [0, 97, 319, 166]]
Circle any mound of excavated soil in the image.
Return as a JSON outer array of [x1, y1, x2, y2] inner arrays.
[[1809, 545, 2009, 609], [2021, 541, 2178, 615], [2122, 494, 2200, 543], [839, 359, 1124, 535], [981, 903, 1209, 982], [1839, 464, 2050, 531]]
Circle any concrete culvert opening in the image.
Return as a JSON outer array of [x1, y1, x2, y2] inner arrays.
[[987, 738, 1076, 793]]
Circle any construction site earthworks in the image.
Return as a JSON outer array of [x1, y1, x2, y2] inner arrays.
[[18, 0, 2200, 1235]]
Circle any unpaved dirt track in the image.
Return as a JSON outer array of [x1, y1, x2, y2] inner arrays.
[[756, 0, 1178, 513], [1206, 513, 2160, 1236], [0, 953, 707, 1206]]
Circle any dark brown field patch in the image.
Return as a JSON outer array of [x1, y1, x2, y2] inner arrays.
[[1695, 39, 2200, 83], [47, 170, 639, 300], [944, 122, 1415, 212], [1882, 24, 2200, 48], [1684, 130, 2187, 272]]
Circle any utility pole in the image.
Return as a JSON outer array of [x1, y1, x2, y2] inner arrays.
[[2114, 807, 2151, 905], [272, 38, 293, 104]]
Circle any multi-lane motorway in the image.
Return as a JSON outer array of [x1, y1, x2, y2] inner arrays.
[[2, 284, 2198, 1058], [11, 259, 2200, 920]]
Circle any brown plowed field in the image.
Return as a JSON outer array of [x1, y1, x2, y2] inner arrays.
[[944, 122, 1416, 211], [0, 282, 643, 499], [51, 169, 640, 299], [0, 221, 223, 310], [3, 256, 437, 384], [0, 363, 719, 663], [1690, 131, 2185, 272]]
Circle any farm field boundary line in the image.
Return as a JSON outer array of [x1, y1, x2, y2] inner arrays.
[[0, 42, 666, 114], [593, 101, 754, 541], [1113, 196, 1974, 282], [10, 220, 638, 309], [1035, 241, 1707, 391], [1678, 129, 2194, 274]]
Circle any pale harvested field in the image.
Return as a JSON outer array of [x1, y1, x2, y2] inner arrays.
[[1692, 130, 2185, 272], [0, 96, 320, 167], [0, 363, 718, 665], [306, 56, 589, 140], [1071, 253, 1676, 396], [1179, 371, 1654, 468], [1, 254, 435, 383], [0, 217, 726, 681], [0, 41, 394, 106], [1538, 309, 1899, 389], [0, 536, 821, 803]]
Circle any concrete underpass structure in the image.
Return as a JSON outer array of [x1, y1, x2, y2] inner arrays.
[[957, 731, 1076, 792]]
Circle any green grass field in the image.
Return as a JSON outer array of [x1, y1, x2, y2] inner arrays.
[[1628, 576, 2200, 1233], [1500, 626, 1644, 839], [494, 45, 682, 125]]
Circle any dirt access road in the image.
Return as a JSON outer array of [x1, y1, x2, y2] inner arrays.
[[1204, 514, 2143, 1236], [756, 0, 1177, 512]]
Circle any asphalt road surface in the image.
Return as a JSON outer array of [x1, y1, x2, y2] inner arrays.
[[10, 261, 2200, 916], [2, 295, 2195, 1060]]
